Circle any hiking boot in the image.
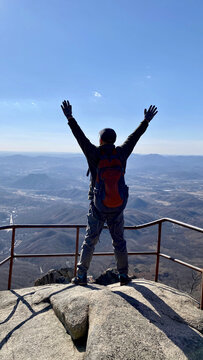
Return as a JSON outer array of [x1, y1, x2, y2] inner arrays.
[[71, 273, 87, 286], [119, 274, 131, 286]]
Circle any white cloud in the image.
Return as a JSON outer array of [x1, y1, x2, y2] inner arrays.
[[31, 101, 38, 108], [0, 99, 39, 108], [146, 75, 152, 79], [93, 91, 102, 97], [13, 101, 21, 109]]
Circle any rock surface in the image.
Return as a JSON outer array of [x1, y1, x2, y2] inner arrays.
[[0, 279, 203, 359], [34, 267, 73, 286], [95, 267, 120, 285]]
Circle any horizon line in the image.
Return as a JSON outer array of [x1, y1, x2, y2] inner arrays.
[[0, 151, 202, 157]]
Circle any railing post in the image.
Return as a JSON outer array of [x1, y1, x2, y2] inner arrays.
[[155, 222, 162, 282], [8, 227, 16, 290], [74, 227, 80, 276], [201, 271, 203, 310]]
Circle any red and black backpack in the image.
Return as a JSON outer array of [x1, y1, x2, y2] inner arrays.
[[93, 148, 129, 213]]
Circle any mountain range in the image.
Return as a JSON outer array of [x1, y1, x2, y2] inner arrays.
[[0, 152, 202, 301]]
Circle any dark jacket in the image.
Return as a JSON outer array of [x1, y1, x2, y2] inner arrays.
[[68, 118, 149, 199]]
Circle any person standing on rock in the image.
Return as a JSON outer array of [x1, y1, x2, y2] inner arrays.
[[61, 100, 158, 285]]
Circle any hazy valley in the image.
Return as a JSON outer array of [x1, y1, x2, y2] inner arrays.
[[0, 152, 202, 302]]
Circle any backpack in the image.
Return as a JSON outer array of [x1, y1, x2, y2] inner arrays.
[[93, 148, 129, 213]]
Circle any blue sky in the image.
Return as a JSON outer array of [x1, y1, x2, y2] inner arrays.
[[0, 0, 202, 154]]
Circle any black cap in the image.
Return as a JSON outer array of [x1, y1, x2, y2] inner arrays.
[[99, 128, 117, 144]]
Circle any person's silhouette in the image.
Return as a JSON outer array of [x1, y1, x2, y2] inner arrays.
[[61, 100, 158, 285]]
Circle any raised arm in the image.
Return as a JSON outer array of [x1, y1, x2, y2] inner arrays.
[[61, 100, 97, 157], [120, 105, 158, 159]]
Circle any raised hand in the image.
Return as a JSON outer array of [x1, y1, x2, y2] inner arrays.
[[61, 100, 73, 120], [144, 105, 158, 122]]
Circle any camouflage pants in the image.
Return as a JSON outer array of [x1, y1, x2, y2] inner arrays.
[[77, 202, 128, 275]]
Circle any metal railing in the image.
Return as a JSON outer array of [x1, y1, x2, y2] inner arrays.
[[0, 217, 202, 309]]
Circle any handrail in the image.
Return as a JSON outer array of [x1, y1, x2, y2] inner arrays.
[[0, 218, 202, 309], [0, 217, 202, 231]]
